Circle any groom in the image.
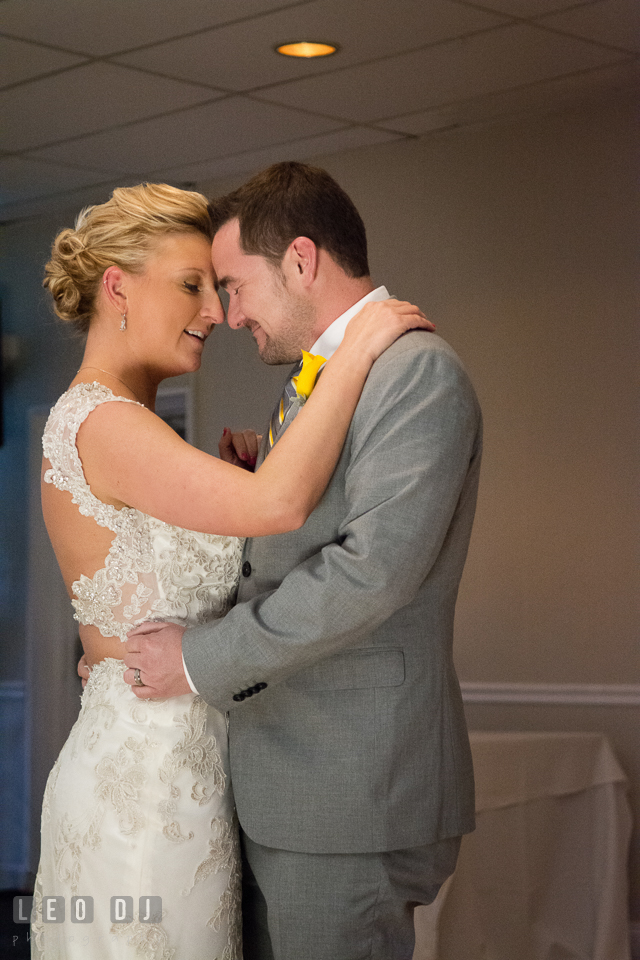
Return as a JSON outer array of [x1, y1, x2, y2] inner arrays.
[[124, 162, 482, 959]]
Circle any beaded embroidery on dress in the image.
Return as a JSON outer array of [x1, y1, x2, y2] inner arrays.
[[32, 383, 243, 959]]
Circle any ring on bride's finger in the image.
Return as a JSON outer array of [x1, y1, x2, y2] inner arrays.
[[134, 668, 143, 687]]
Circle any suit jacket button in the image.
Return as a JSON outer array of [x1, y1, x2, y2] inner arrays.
[[242, 561, 252, 578], [256, 682, 267, 691], [232, 693, 246, 702], [244, 688, 254, 697]]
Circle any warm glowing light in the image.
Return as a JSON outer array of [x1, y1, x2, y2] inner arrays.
[[276, 41, 338, 58]]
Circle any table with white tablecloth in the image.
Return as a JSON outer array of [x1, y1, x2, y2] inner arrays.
[[413, 731, 632, 960]]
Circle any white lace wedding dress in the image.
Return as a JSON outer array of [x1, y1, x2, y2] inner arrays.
[[31, 382, 244, 960]]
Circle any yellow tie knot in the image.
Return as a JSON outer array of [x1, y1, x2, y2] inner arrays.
[[292, 350, 327, 400]]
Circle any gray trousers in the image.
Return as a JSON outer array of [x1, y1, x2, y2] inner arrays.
[[241, 831, 460, 960]]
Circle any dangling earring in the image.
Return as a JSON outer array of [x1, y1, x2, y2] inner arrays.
[[120, 312, 127, 332]]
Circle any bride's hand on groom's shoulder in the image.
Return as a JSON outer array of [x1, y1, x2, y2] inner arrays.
[[219, 427, 262, 470], [341, 298, 435, 366]]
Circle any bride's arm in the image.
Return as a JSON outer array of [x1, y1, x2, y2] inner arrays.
[[78, 299, 433, 538]]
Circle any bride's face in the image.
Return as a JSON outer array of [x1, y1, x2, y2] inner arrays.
[[123, 231, 224, 377]]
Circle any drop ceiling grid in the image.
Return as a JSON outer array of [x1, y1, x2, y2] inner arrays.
[[111, 0, 507, 92], [0, 35, 86, 90], [538, 0, 640, 54], [0, 62, 229, 153], [27, 97, 349, 175], [0, 0, 315, 56], [255, 23, 631, 124], [0, 0, 637, 219], [381, 59, 640, 135], [0, 155, 116, 204], [151, 126, 403, 184], [454, 0, 602, 16], [1, 0, 629, 96]]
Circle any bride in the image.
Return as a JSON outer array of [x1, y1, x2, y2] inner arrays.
[[31, 181, 431, 958]]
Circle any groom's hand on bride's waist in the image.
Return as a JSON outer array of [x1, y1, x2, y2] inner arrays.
[[123, 622, 191, 699]]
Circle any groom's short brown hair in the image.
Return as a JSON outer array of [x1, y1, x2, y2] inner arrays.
[[208, 162, 370, 279]]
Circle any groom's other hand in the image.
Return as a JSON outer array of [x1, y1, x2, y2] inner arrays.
[[219, 427, 261, 470], [77, 654, 90, 689], [123, 622, 191, 699]]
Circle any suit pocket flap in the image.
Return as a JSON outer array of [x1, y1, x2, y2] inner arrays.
[[291, 648, 405, 692]]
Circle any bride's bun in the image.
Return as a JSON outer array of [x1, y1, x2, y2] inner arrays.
[[43, 183, 213, 334], [44, 222, 106, 332]]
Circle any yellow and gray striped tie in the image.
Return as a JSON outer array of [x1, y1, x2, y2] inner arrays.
[[267, 351, 326, 451]]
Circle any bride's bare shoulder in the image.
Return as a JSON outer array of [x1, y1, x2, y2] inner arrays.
[[77, 395, 181, 467]]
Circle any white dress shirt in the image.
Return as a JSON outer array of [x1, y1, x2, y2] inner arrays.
[[309, 285, 391, 359], [182, 285, 391, 693]]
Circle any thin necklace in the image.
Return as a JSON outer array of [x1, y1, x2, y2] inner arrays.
[[77, 366, 145, 405]]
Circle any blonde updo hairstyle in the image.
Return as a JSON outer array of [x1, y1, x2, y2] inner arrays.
[[43, 183, 213, 334]]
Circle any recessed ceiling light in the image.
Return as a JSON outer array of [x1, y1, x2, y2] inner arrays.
[[276, 41, 338, 58]]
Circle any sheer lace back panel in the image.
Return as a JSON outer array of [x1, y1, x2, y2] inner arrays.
[[43, 382, 243, 642]]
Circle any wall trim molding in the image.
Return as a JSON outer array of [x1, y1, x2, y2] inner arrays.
[[0, 681, 26, 700], [5, 680, 640, 706], [461, 682, 640, 707], [0, 680, 28, 889]]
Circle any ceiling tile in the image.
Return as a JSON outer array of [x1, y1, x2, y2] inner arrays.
[[114, 0, 506, 92], [0, 156, 111, 204], [472, 0, 596, 16], [540, 0, 640, 53], [0, 176, 150, 223], [29, 97, 346, 175], [157, 127, 403, 182], [383, 59, 640, 134], [0, 0, 304, 56], [0, 63, 222, 152], [259, 23, 628, 123], [0, 36, 86, 90]]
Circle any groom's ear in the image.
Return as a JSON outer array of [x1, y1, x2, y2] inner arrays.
[[283, 236, 318, 288]]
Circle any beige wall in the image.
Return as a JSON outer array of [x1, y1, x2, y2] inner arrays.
[[200, 94, 638, 686], [307, 95, 638, 688], [199, 92, 639, 917]]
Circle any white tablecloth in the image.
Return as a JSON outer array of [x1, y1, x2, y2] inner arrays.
[[413, 731, 632, 960]]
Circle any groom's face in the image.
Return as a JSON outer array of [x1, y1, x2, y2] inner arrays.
[[212, 219, 315, 364]]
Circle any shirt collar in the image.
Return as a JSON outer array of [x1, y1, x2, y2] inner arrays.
[[310, 285, 391, 360]]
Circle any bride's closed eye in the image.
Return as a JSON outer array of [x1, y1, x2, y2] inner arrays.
[[183, 281, 201, 293]]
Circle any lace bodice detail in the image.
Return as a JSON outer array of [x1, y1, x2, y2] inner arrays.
[[43, 382, 243, 641]]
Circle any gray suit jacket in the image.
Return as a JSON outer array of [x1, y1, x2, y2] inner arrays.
[[184, 332, 481, 854]]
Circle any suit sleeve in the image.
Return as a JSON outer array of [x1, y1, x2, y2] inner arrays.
[[183, 336, 482, 710]]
